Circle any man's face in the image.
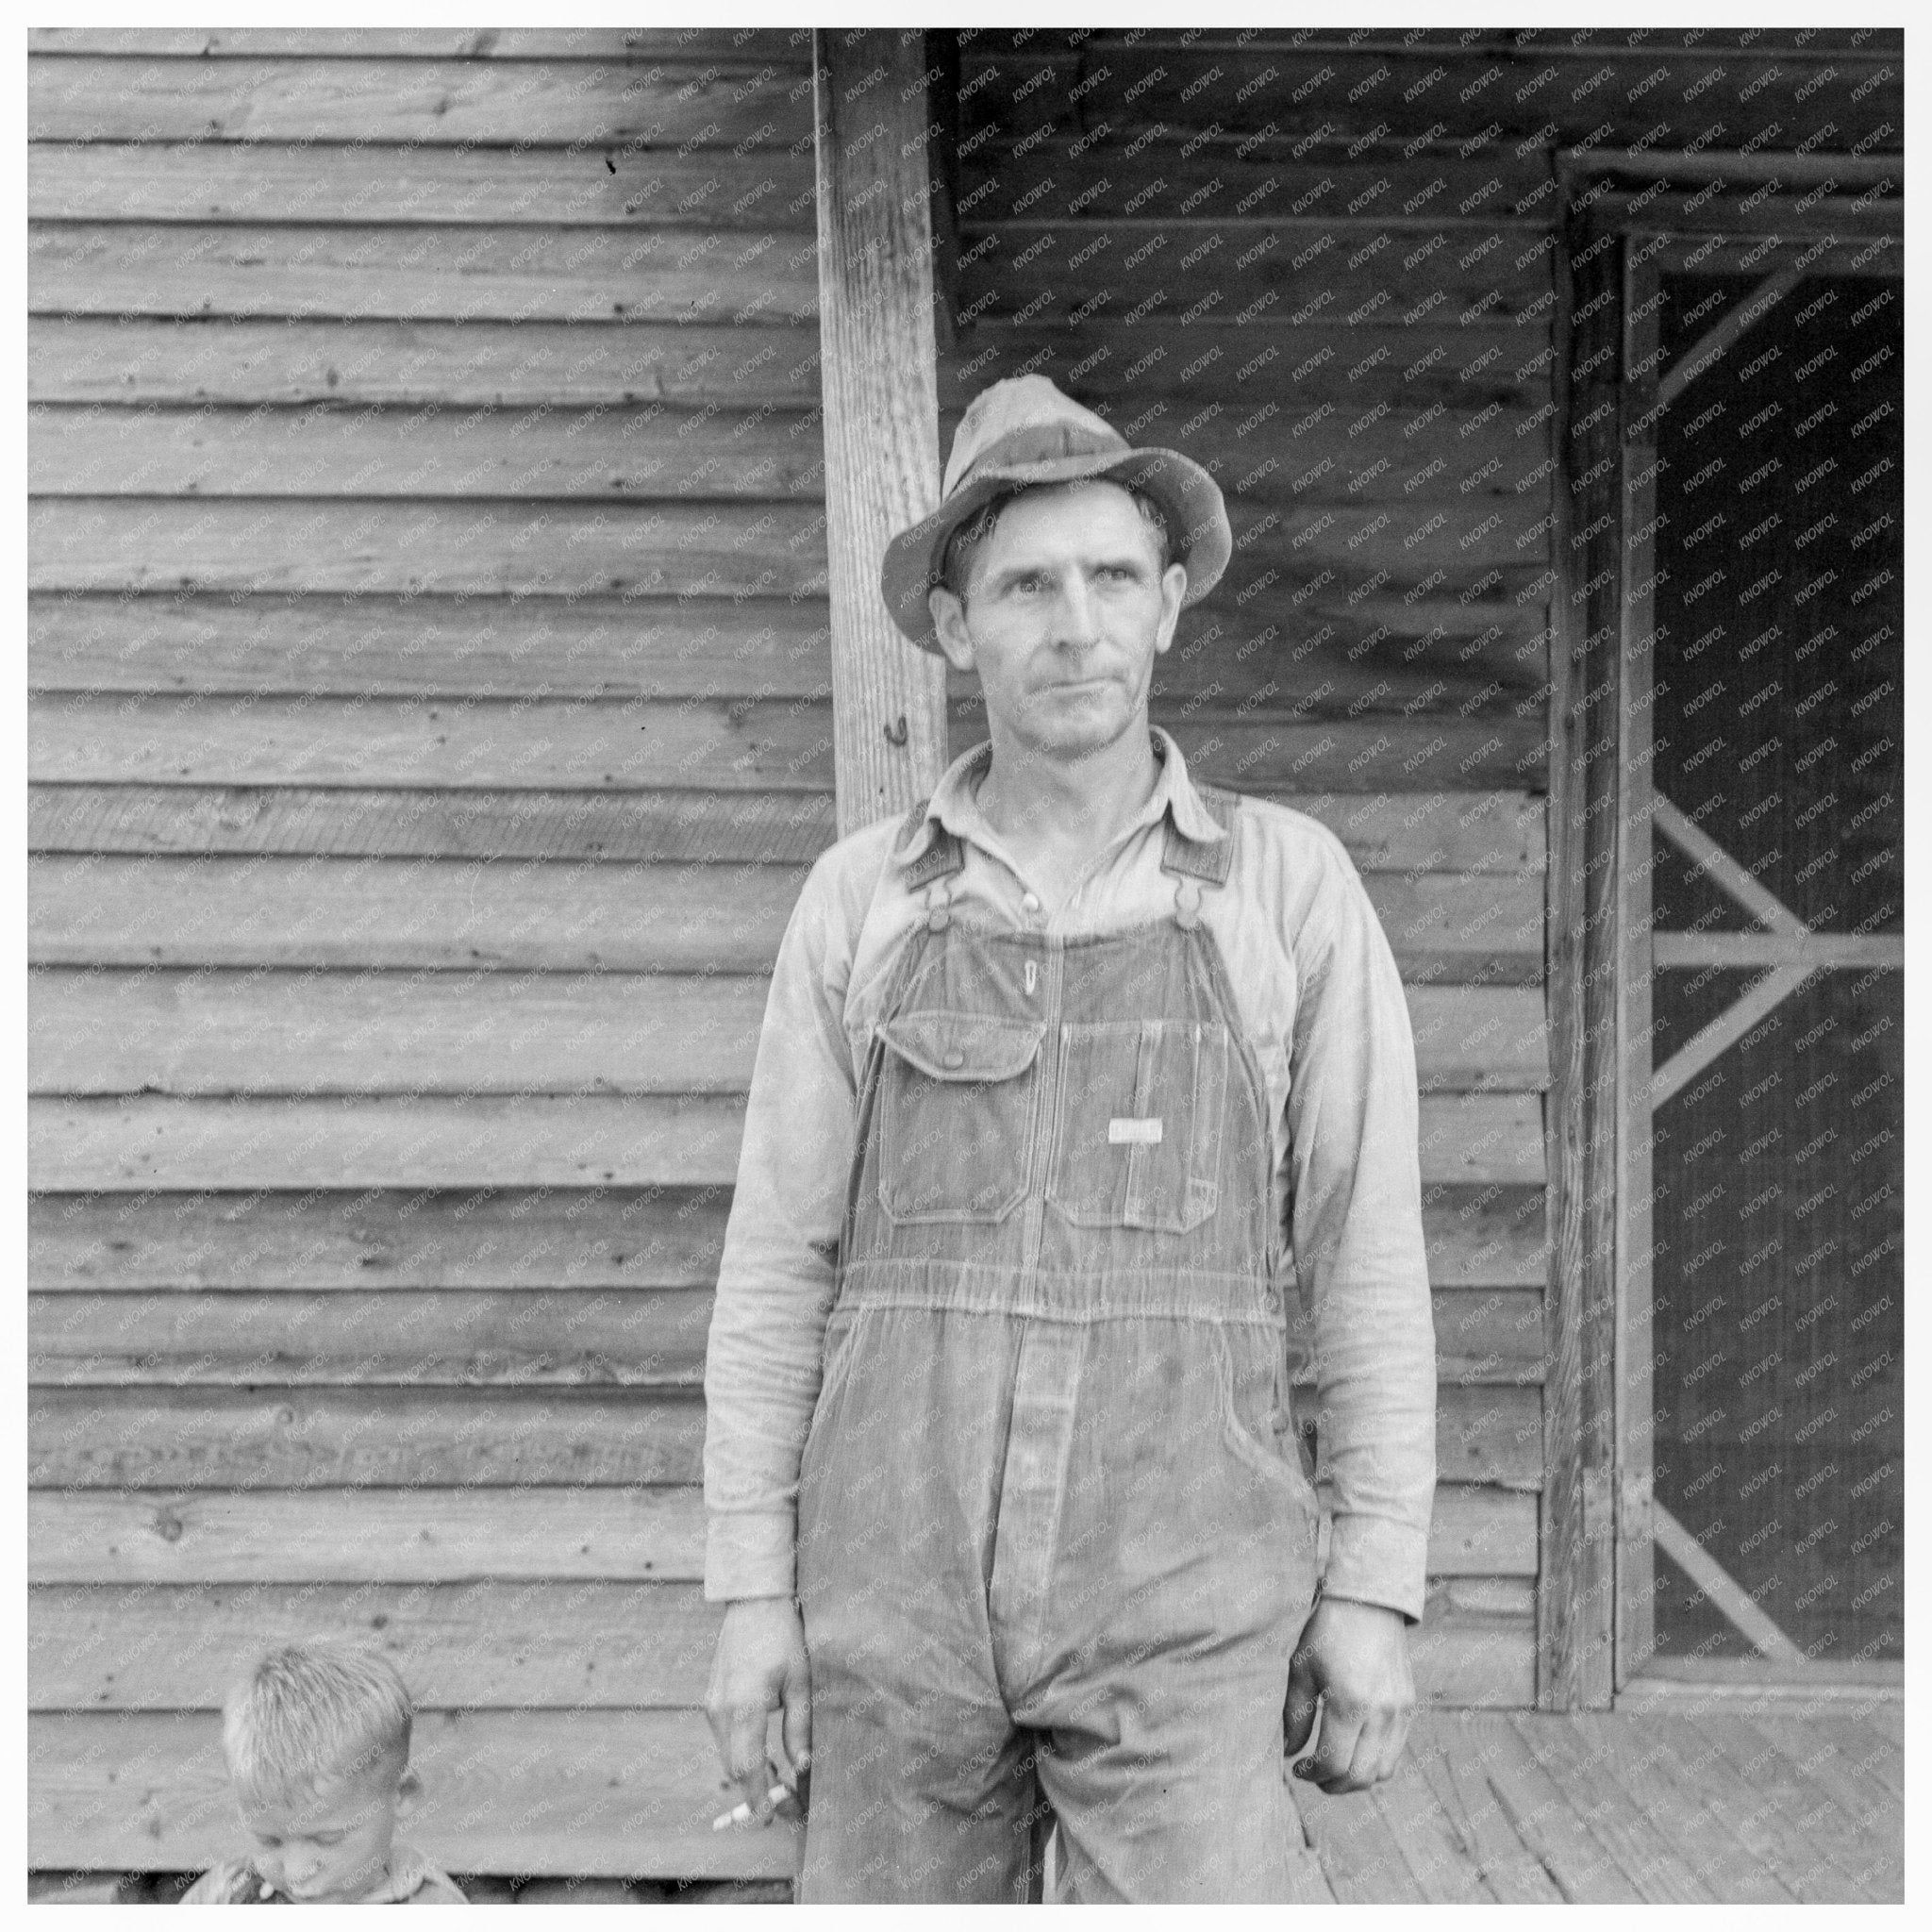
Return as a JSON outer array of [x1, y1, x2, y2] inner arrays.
[[928, 480, 1187, 767], [239, 1766, 402, 1903]]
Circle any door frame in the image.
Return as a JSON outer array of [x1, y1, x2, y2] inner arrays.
[[1541, 157, 1901, 1707]]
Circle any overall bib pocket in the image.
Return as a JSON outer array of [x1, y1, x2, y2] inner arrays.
[[1047, 1020, 1229, 1233], [874, 1009, 1045, 1224]]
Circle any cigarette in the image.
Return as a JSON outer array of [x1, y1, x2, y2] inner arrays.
[[711, 1782, 792, 1831]]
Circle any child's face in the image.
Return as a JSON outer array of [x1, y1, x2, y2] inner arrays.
[[239, 1767, 402, 1903]]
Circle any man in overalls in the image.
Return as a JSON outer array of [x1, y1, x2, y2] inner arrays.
[[702, 375, 1438, 1902]]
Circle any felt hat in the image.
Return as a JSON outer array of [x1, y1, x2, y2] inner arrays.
[[879, 374, 1232, 653]]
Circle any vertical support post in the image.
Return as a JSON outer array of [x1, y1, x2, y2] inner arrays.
[[813, 27, 952, 838], [1540, 200, 1624, 1710], [1614, 243, 1662, 1690]]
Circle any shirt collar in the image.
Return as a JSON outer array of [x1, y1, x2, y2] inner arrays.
[[890, 725, 1227, 869]]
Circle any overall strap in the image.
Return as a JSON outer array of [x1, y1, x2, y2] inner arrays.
[[1158, 783, 1240, 888]]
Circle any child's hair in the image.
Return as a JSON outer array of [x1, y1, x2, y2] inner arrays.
[[223, 1641, 414, 1808]]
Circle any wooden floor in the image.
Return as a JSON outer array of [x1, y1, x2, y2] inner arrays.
[[1284, 1700, 1905, 1904]]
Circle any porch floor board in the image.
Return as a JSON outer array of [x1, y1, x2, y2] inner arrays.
[[1288, 1706, 1903, 1905]]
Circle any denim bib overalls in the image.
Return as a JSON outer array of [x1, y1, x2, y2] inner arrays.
[[794, 787, 1322, 1903]]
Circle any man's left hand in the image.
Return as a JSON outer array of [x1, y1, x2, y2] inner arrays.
[[1281, 1594, 1416, 1794]]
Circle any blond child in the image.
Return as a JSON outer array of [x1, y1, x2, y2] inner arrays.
[[181, 1641, 466, 1905]]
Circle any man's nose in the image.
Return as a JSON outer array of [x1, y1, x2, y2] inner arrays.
[[1051, 575, 1103, 649]]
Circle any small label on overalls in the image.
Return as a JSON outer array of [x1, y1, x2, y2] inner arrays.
[[1108, 1117, 1163, 1144]]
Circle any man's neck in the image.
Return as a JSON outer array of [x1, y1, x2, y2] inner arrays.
[[973, 722, 1163, 867]]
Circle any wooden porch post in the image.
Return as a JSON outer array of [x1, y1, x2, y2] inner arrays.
[[812, 27, 952, 838]]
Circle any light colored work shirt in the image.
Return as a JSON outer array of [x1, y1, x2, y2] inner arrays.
[[703, 727, 1437, 1620]]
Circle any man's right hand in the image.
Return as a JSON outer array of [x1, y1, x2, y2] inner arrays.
[[705, 1597, 812, 1825]]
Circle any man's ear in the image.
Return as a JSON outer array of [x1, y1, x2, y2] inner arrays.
[[395, 1768, 422, 1818], [928, 585, 977, 674], [1152, 560, 1189, 657]]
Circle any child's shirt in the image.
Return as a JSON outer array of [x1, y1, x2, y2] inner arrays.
[[179, 1843, 467, 1904]]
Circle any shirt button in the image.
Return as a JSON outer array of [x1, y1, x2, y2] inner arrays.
[[1021, 891, 1041, 914], [943, 1050, 965, 1070]]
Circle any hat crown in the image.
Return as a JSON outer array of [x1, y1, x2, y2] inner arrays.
[[942, 375, 1125, 497]]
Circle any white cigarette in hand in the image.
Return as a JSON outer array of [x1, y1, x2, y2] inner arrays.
[[711, 1782, 791, 1830]]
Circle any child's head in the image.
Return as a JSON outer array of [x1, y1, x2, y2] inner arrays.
[[222, 1641, 416, 1903]]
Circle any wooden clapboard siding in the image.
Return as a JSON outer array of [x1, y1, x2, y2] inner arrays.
[[27, 1186, 1548, 1293], [30, 1708, 795, 1880], [33, 1577, 1534, 1713], [28, 783, 1541, 869], [29, 1486, 1537, 1584], [29, 143, 818, 226], [30, 856, 1543, 980], [28, 318, 826, 408], [24, 29, 849, 1883]]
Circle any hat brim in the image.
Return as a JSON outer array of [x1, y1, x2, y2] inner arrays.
[[879, 445, 1232, 653]]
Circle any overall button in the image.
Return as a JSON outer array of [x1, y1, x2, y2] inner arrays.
[[1021, 891, 1041, 915], [943, 1050, 965, 1070], [1263, 1289, 1281, 1312]]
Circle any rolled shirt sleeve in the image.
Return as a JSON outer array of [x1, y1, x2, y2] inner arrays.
[[701, 846, 865, 1602], [1282, 830, 1439, 1623]]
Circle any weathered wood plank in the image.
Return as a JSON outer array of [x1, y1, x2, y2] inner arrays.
[[28, 27, 814, 59], [28, 785, 841, 864], [1409, 1612, 1537, 1711], [31, 1091, 1542, 1192], [1509, 1714, 1714, 1903], [26, 1379, 1527, 1496], [1291, 1756, 1431, 1902], [29, 1291, 717, 1391], [26, 1186, 1540, 1294], [29, 224, 820, 324], [30, 857, 812, 973], [31, 403, 829, 500], [28, 1580, 723, 1711], [1475, 1715, 1644, 1902], [29, 1483, 1527, 1582], [28, 854, 1542, 982], [1404, 1719, 1552, 1899], [29, 692, 836, 791], [1582, 1714, 1796, 1904], [961, 140, 1554, 225], [30, 1386, 708, 1488], [28, 970, 772, 1096], [958, 222, 1554, 329], [27, 1186, 732, 1292], [29, 967, 1543, 1096], [29, 318, 824, 408], [28, 782, 1544, 872], [960, 48, 1901, 157], [29, 1092, 753, 1191], [30, 142, 816, 226], [1641, 1713, 1858, 1905], [28, 500, 829, 599], [952, 323, 1555, 408], [27, 1707, 796, 1880], [27, 593, 833, 699], [29, 694, 1541, 794], [27, 57, 813, 146]]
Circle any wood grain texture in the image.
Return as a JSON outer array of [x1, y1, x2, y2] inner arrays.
[[27, 1186, 1542, 1294], [28, 1482, 1532, 1582], [29, 499, 830, 598], [31, 402, 830, 500], [27, 593, 833, 698], [28, 854, 1542, 982], [28, 56, 813, 146], [30, 317, 825, 408], [28, 782, 1543, 870], [29, 27, 815, 59], [27, 1707, 797, 1879], [29, 224, 820, 324], [812, 29, 951, 838], [30, 142, 816, 227], [29, 966, 1543, 1096], [28, 1186, 732, 1292], [28, 1091, 1549, 1192]]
